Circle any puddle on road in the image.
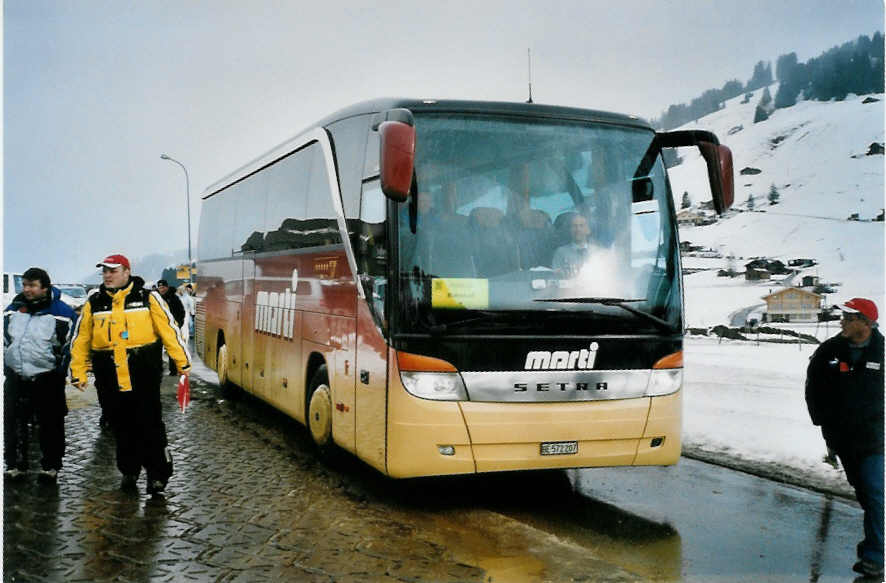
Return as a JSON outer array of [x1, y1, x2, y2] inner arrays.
[[66, 383, 98, 410], [423, 511, 548, 582], [493, 491, 683, 581]]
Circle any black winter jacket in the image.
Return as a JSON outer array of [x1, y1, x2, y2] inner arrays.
[[805, 328, 884, 456], [160, 288, 185, 328]]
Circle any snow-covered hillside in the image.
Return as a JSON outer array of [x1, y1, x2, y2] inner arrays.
[[668, 88, 884, 328]]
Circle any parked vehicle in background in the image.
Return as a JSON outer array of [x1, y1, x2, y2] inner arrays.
[[3, 272, 24, 307], [56, 284, 88, 312], [196, 98, 733, 478]]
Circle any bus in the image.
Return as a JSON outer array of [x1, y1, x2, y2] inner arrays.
[[196, 98, 733, 478], [3, 272, 24, 308]]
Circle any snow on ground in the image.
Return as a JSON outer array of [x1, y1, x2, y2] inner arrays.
[[669, 90, 883, 497], [682, 336, 850, 496]]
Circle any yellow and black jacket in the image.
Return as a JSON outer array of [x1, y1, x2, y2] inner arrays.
[[70, 276, 191, 392]]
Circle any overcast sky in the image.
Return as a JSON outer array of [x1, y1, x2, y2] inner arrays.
[[4, 0, 883, 283]]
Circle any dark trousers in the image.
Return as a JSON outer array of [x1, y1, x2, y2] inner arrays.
[[840, 450, 884, 566], [3, 370, 67, 471], [100, 369, 173, 484]]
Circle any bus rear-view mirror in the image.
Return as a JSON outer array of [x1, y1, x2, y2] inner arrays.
[[699, 142, 734, 214], [656, 130, 734, 215], [632, 177, 654, 202], [379, 121, 416, 202]]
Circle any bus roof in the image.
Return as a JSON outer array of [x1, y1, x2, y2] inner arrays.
[[203, 98, 654, 199]]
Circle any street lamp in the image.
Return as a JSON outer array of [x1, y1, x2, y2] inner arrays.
[[160, 154, 193, 285]]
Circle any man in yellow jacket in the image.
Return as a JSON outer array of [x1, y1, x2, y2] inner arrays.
[[70, 254, 191, 495]]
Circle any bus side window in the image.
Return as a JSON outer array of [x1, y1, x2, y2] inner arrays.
[[233, 171, 269, 253], [305, 145, 343, 247], [358, 179, 387, 326], [327, 115, 372, 219]]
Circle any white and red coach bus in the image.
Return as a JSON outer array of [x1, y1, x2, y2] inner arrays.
[[195, 99, 733, 478]]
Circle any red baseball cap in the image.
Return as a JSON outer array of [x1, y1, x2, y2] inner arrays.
[[838, 297, 878, 322], [96, 254, 131, 270]]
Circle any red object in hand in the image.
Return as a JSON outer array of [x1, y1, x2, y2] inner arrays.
[[839, 362, 850, 373], [177, 375, 191, 412]]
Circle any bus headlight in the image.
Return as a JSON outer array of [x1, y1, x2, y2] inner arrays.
[[400, 372, 468, 401], [646, 369, 682, 396]]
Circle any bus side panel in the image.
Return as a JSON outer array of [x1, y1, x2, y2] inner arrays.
[[240, 257, 258, 394], [331, 313, 356, 454], [196, 258, 246, 383], [266, 312, 303, 420], [251, 254, 302, 408], [303, 313, 356, 454], [354, 300, 388, 473], [633, 390, 681, 465], [386, 352, 476, 478], [459, 399, 650, 472]]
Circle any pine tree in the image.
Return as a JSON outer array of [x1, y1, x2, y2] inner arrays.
[[754, 104, 769, 123], [747, 193, 755, 210], [754, 87, 773, 123], [681, 191, 691, 209], [746, 61, 774, 92], [775, 52, 804, 108], [768, 184, 780, 205]]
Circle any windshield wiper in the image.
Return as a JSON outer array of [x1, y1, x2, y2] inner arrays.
[[532, 297, 677, 332]]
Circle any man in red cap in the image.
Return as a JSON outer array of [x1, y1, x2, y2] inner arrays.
[[806, 297, 883, 578], [70, 254, 191, 496]]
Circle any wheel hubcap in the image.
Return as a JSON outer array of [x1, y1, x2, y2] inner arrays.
[[309, 385, 332, 445]]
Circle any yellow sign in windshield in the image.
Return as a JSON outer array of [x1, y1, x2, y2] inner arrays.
[[431, 278, 489, 309]]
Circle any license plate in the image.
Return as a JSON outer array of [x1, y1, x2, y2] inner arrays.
[[540, 441, 578, 456]]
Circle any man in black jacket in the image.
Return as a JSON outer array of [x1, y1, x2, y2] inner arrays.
[[806, 297, 883, 578], [157, 280, 185, 375]]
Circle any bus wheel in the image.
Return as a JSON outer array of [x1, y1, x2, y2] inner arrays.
[[307, 366, 334, 453]]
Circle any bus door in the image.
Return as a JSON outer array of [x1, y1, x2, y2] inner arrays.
[[354, 178, 389, 471]]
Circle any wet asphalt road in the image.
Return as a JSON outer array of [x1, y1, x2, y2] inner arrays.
[[3, 369, 870, 582]]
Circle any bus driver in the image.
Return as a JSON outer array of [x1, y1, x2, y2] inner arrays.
[[552, 213, 592, 277]]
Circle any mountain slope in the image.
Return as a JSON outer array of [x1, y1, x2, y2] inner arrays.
[[667, 88, 884, 327]]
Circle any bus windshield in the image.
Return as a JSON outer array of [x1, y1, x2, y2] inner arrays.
[[395, 113, 680, 335]]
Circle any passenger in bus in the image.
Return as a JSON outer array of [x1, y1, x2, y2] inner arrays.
[[410, 184, 473, 276], [586, 148, 630, 249], [70, 254, 191, 497], [514, 207, 554, 269], [469, 207, 519, 276], [505, 164, 532, 220], [551, 213, 592, 278], [415, 183, 467, 228]]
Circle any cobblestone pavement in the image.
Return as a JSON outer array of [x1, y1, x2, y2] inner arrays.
[[4, 373, 643, 583]]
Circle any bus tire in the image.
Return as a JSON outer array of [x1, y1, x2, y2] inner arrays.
[[307, 365, 334, 454]]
